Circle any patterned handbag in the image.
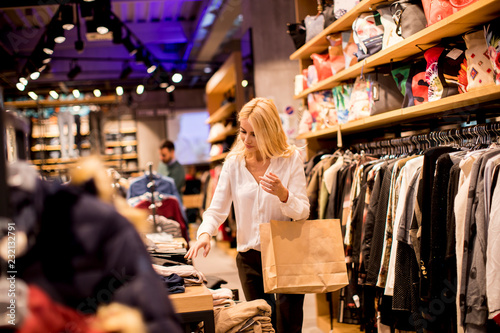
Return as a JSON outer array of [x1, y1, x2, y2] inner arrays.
[[463, 30, 495, 90], [352, 12, 385, 61]]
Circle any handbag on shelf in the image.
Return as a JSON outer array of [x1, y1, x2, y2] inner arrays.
[[341, 30, 359, 69], [421, 0, 478, 27], [484, 17, 500, 85], [308, 90, 337, 130], [390, 0, 427, 38], [305, 14, 325, 43], [463, 30, 495, 91], [334, 0, 360, 19], [332, 84, 353, 124], [260, 219, 348, 294], [376, 4, 404, 50], [352, 12, 385, 61], [392, 59, 429, 108], [286, 21, 307, 50], [311, 53, 334, 82], [425, 44, 467, 101], [327, 33, 346, 75], [348, 66, 404, 121], [322, 3, 336, 28]]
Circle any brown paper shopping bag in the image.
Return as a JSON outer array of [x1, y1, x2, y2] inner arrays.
[[260, 219, 348, 294]]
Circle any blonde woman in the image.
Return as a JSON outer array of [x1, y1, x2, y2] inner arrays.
[[186, 97, 310, 332]]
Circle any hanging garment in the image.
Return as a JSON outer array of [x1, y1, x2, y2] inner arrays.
[[9, 162, 182, 333]]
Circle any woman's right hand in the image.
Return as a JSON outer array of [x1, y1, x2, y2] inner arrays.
[[185, 233, 211, 259]]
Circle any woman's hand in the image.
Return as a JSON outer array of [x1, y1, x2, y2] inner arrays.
[[259, 172, 289, 203], [185, 233, 211, 259]]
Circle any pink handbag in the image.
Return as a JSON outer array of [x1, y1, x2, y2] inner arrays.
[[421, 0, 478, 26]]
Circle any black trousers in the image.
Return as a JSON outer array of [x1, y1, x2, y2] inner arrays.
[[236, 249, 305, 333]]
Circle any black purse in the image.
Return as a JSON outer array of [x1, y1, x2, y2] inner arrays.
[[287, 21, 307, 50]]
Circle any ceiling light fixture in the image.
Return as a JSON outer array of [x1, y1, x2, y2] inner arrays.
[[28, 92, 38, 100], [52, 24, 66, 44], [160, 82, 168, 88], [74, 3, 85, 53], [61, 5, 75, 30], [43, 37, 55, 55], [171, 73, 183, 83], [49, 90, 59, 99], [136, 84, 144, 95], [67, 59, 82, 80], [93, 89, 101, 97], [166, 85, 175, 93], [204, 66, 212, 74], [116, 86, 124, 96], [30, 71, 40, 80], [144, 57, 157, 74], [72, 89, 80, 98], [16, 83, 25, 91]]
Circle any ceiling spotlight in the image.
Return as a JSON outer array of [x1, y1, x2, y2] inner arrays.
[[93, 89, 101, 97], [123, 36, 137, 56], [28, 91, 38, 100], [16, 83, 25, 91], [160, 82, 168, 88], [67, 60, 82, 80], [52, 24, 66, 44], [61, 5, 75, 30], [19, 77, 28, 86], [241, 80, 248, 88], [119, 62, 132, 80], [204, 66, 212, 74], [144, 58, 157, 74], [43, 38, 55, 55], [72, 89, 80, 98], [116, 86, 124, 96], [49, 90, 59, 99], [94, 11, 110, 35], [172, 73, 183, 83], [136, 84, 144, 95], [166, 85, 175, 93], [30, 71, 40, 80]]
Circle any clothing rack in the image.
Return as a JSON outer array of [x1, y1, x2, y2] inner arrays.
[[146, 162, 158, 231], [351, 123, 500, 156]]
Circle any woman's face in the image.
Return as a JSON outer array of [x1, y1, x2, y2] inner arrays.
[[240, 118, 258, 153]]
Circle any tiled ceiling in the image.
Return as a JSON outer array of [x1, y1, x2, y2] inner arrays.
[[0, 0, 242, 99]]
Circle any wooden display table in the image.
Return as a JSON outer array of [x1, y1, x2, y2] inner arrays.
[[169, 285, 215, 333]]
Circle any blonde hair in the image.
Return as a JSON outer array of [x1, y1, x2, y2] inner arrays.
[[227, 97, 296, 161]]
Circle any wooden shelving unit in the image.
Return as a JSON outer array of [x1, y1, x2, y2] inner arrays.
[[294, 0, 500, 99], [206, 103, 236, 125], [205, 51, 245, 163]]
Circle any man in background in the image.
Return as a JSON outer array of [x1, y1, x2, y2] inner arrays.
[[158, 140, 186, 195]]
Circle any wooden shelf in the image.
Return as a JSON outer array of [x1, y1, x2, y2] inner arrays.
[[297, 85, 500, 140], [5, 95, 121, 109], [105, 128, 137, 134], [294, 0, 500, 99], [32, 132, 90, 139], [210, 152, 229, 162], [105, 140, 138, 147], [207, 127, 238, 143], [206, 103, 236, 124], [290, 0, 385, 61], [31, 143, 91, 151], [103, 153, 138, 160], [206, 53, 241, 95]]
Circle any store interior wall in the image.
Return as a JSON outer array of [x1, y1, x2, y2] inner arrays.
[[242, 0, 301, 115]]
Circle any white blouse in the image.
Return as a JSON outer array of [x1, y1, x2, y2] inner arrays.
[[197, 150, 310, 252]]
